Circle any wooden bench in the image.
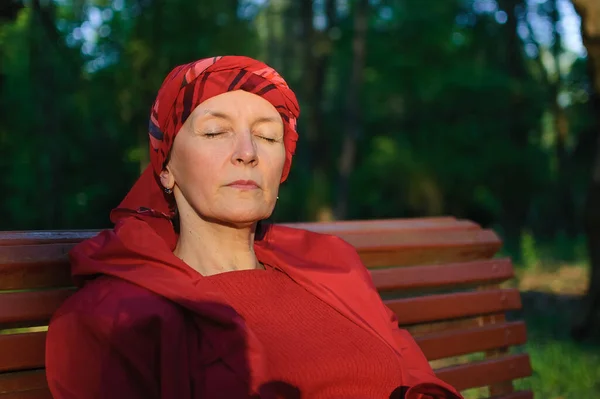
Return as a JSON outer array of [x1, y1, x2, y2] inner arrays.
[[0, 217, 533, 398]]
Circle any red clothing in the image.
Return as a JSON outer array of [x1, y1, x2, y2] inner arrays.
[[46, 218, 463, 399], [207, 267, 404, 398]]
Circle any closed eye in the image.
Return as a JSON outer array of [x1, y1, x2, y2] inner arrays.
[[260, 136, 278, 143], [204, 132, 225, 137]]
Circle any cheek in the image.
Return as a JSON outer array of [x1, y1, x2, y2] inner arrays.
[[265, 145, 286, 178], [176, 144, 222, 192]]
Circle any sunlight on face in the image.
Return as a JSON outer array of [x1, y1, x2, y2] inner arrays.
[[164, 90, 286, 227]]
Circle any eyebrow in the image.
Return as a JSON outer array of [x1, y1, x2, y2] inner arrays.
[[201, 110, 283, 126]]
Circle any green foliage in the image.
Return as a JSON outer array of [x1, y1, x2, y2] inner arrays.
[[0, 2, 598, 397], [0, 0, 595, 242], [520, 229, 541, 270], [512, 290, 600, 398]]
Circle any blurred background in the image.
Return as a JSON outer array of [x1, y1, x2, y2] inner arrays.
[[1, 0, 600, 397]]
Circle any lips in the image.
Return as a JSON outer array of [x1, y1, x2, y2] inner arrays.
[[226, 180, 260, 189]]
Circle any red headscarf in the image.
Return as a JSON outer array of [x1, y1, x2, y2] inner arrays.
[[110, 55, 300, 249]]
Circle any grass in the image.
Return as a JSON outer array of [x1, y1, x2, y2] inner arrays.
[[459, 230, 600, 398], [516, 333, 600, 397], [508, 256, 599, 398], [451, 262, 599, 399]]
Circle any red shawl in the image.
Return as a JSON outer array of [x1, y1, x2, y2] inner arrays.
[[48, 56, 462, 399]]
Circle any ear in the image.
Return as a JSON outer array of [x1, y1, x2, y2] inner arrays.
[[160, 165, 175, 191]]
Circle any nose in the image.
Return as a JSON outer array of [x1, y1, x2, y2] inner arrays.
[[232, 130, 258, 166]]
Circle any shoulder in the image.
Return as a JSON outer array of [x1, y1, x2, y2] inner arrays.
[[46, 279, 186, 398], [262, 224, 369, 278], [267, 223, 361, 258], [50, 276, 185, 335]]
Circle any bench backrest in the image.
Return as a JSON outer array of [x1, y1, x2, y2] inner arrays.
[[0, 217, 532, 399]]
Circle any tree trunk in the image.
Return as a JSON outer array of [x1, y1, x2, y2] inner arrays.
[[497, 0, 534, 235], [30, 0, 62, 229], [551, 0, 576, 235], [299, 0, 338, 220], [570, 0, 600, 340], [333, 0, 368, 220]]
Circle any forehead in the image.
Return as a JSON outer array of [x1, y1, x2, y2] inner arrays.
[[194, 90, 279, 115]]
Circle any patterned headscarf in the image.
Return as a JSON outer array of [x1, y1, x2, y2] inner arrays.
[[110, 56, 300, 248]]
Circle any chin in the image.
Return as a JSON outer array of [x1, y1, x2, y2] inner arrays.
[[216, 207, 272, 227]]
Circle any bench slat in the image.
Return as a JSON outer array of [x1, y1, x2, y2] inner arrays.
[[281, 218, 479, 234], [0, 333, 46, 373], [0, 263, 72, 291], [0, 321, 528, 374], [0, 245, 72, 266], [0, 362, 533, 398], [371, 258, 514, 292], [387, 289, 522, 325], [0, 229, 499, 263], [340, 229, 500, 252], [0, 388, 52, 399], [0, 290, 73, 327], [416, 321, 527, 361], [0, 232, 97, 247], [0, 288, 521, 328], [435, 353, 532, 391], [357, 229, 501, 266], [0, 371, 46, 394], [0, 218, 469, 246], [0, 257, 515, 292], [0, 287, 520, 328]]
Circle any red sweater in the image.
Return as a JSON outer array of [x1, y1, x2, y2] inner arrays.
[[46, 218, 463, 399], [207, 266, 403, 398]]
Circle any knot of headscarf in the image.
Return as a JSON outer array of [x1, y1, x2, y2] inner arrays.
[[109, 56, 300, 248]]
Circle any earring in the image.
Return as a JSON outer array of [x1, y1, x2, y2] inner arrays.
[[277, 196, 279, 200], [164, 187, 173, 195]]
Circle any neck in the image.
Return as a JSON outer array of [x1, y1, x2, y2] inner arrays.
[[174, 212, 260, 277]]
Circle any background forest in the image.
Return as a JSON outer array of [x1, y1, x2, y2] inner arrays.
[[2, 0, 600, 397]]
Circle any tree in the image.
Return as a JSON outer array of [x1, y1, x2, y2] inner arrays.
[[334, 0, 368, 220], [570, 0, 600, 340]]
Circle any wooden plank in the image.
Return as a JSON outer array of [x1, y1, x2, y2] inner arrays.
[[1, 285, 520, 329], [339, 229, 500, 252], [0, 256, 514, 292], [281, 218, 478, 234], [358, 230, 501, 267], [0, 244, 74, 290], [415, 321, 527, 361], [0, 374, 533, 399], [370, 258, 514, 292], [0, 323, 529, 386], [0, 371, 46, 394], [0, 262, 72, 291], [0, 388, 52, 399], [435, 354, 532, 391], [0, 290, 73, 326], [406, 317, 484, 337], [387, 289, 522, 325], [0, 229, 499, 266], [0, 333, 46, 373], [0, 231, 98, 247], [488, 391, 533, 399], [0, 217, 467, 246], [0, 245, 72, 266]]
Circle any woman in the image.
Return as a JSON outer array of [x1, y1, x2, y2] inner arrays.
[[46, 56, 462, 399]]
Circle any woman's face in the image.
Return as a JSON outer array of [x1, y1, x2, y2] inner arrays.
[[161, 90, 286, 227]]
